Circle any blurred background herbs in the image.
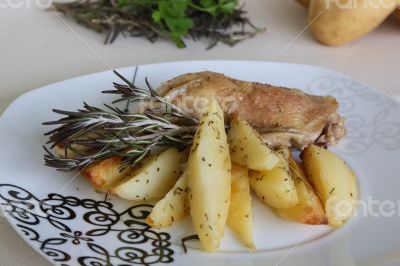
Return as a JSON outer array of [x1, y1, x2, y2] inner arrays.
[[52, 0, 263, 48]]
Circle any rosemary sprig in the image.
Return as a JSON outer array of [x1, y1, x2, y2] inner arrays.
[[51, 0, 263, 49], [43, 71, 198, 171]]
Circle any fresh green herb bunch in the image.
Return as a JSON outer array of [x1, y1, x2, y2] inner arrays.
[[52, 0, 262, 48], [43, 71, 199, 171]]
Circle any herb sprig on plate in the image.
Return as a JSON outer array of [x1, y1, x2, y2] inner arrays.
[[43, 71, 199, 171], [52, 0, 263, 48]]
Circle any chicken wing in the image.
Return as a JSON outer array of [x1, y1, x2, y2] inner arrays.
[[157, 71, 345, 149]]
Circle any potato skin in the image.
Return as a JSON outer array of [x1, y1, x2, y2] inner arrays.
[[188, 98, 231, 252], [309, 0, 398, 46], [300, 145, 358, 227], [275, 158, 327, 225]]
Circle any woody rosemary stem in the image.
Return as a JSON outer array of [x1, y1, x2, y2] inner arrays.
[[43, 71, 199, 171]]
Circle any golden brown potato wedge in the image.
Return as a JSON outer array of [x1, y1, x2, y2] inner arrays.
[[146, 169, 189, 228], [228, 114, 280, 171], [54, 144, 128, 192], [227, 164, 255, 251], [249, 148, 298, 209], [82, 156, 130, 192], [275, 158, 327, 225], [111, 148, 186, 201], [188, 98, 231, 252], [301, 145, 358, 227]]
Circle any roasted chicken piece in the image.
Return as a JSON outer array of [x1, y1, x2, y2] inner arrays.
[[157, 71, 345, 149]]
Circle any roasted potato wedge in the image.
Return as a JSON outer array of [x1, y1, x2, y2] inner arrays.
[[228, 114, 280, 171], [275, 158, 327, 225], [227, 164, 255, 251], [54, 144, 128, 192], [301, 145, 358, 227], [249, 148, 298, 209], [188, 98, 231, 252], [111, 148, 186, 201], [82, 156, 130, 192], [146, 169, 189, 228]]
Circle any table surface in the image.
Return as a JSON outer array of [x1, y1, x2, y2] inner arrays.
[[1, 1, 400, 265]]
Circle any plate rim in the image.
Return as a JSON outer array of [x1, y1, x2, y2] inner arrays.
[[1, 60, 399, 265]]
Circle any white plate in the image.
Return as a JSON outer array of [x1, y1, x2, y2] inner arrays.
[[0, 61, 399, 266]]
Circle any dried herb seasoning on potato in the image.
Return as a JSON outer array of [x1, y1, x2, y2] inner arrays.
[[274, 158, 327, 225], [227, 164, 255, 251], [146, 169, 189, 228], [187, 98, 231, 252], [249, 148, 298, 209], [301, 145, 358, 227]]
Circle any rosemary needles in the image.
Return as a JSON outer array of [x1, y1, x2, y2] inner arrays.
[[43, 70, 198, 171]]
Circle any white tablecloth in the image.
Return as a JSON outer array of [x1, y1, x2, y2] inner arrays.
[[0, 0, 399, 265]]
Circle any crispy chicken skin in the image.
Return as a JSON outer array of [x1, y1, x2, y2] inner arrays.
[[158, 71, 346, 149]]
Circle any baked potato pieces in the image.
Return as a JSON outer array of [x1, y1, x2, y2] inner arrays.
[[111, 148, 185, 201], [249, 148, 298, 209], [146, 169, 189, 228], [82, 156, 130, 192], [54, 144, 128, 192], [188, 98, 231, 252], [228, 114, 280, 171], [275, 158, 327, 225], [301, 145, 358, 227], [227, 164, 255, 251]]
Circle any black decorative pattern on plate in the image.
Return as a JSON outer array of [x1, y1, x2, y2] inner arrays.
[[0, 184, 174, 266]]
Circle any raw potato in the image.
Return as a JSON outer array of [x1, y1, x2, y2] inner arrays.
[[188, 98, 231, 252], [228, 114, 280, 171], [301, 145, 358, 227], [146, 169, 189, 228], [111, 148, 186, 201], [275, 158, 327, 225], [249, 148, 298, 209], [227, 164, 255, 251], [309, 0, 398, 46], [82, 156, 130, 192]]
